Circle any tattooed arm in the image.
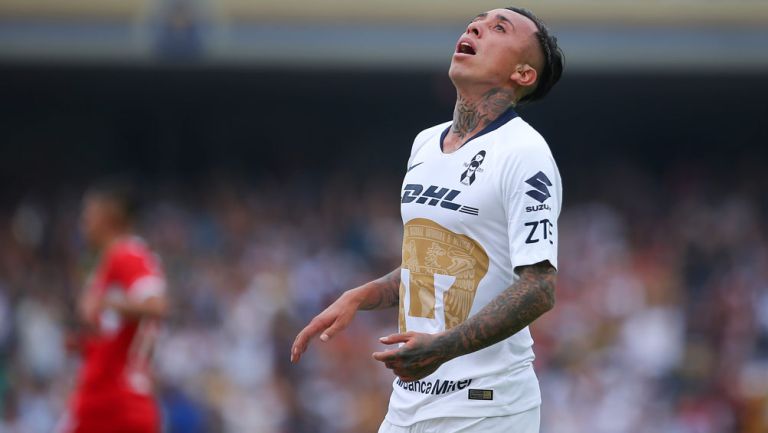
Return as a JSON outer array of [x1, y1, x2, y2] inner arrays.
[[355, 267, 402, 311], [372, 261, 555, 381], [291, 267, 400, 363]]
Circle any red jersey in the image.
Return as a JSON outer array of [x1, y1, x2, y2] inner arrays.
[[66, 237, 165, 433]]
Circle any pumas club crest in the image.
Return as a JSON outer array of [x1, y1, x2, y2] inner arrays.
[[460, 150, 486, 185]]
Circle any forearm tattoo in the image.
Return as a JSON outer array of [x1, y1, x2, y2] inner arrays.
[[451, 88, 516, 139], [434, 261, 556, 359], [359, 267, 401, 310]]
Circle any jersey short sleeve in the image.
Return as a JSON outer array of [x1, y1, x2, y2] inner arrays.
[[103, 240, 166, 302], [502, 136, 562, 271]]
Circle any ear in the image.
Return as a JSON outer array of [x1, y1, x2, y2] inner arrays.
[[510, 64, 538, 93]]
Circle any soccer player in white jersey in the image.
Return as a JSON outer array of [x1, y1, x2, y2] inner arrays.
[[292, 6, 564, 432]]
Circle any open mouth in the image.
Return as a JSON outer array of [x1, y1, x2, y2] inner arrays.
[[457, 41, 476, 55]]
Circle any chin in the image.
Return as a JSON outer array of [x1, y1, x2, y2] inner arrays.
[[449, 60, 467, 77], [448, 64, 478, 86]]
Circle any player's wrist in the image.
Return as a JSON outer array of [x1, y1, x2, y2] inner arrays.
[[341, 286, 368, 309], [430, 331, 462, 363]]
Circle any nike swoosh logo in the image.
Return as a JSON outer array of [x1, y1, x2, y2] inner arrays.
[[407, 162, 424, 173]]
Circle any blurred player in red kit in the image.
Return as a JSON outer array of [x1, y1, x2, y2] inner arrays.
[[58, 182, 168, 433]]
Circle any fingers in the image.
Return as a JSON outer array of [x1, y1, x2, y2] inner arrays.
[[377, 357, 419, 383], [372, 337, 427, 383], [319, 317, 349, 342], [372, 333, 413, 363], [378, 332, 412, 345], [291, 320, 325, 363], [291, 314, 352, 363], [290, 331, 307, 363], [372, 348, 400, 362]]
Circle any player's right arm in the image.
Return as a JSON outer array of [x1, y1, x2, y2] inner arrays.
[[290, 266, 400, 363]]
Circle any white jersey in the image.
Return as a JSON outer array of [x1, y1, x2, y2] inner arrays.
[[386, 108, 562, 425]]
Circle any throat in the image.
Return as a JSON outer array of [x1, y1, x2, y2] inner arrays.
[[445, 87, 516, 153], [451, 102, 485, 141]]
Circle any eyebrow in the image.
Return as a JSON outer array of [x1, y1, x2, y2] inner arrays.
[[496, 14, 516, 32], [470, 12, 516, 32]]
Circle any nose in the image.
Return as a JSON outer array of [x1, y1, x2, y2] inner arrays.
[[466, 21, 481, 37]]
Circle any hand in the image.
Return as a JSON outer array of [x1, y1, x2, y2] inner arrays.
[[78, 289, 104, 327], [291, 291, 361, 363], [102, 296, 128, 315], [372, 332, 450, 382]]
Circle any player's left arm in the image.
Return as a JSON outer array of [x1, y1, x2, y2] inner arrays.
[[372, 261, 555, 381], [105, 291, 168, 319]]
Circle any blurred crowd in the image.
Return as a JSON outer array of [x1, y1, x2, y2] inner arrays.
[[0, 164, 766, 433]]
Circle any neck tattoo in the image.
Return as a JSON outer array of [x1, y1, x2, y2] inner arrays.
[[451, 88, 516, 139]]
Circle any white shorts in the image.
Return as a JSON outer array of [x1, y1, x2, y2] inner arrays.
[[378, 406, 540, 433]]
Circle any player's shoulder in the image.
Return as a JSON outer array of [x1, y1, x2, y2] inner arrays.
[[107, 236, 153, 262], [407, 120, 451, 164], [490, 116, 560, 187], [104, 236, 163, 283], [415, 121, 451, 139], [495, 117, 552, 157]]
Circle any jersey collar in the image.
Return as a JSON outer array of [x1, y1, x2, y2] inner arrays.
[[440, 106, 519, 152]]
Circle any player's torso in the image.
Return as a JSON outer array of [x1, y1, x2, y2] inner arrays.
[[79, 238, 160, 397], [399, 123, 517, 336], [388, 114, 547, 425]]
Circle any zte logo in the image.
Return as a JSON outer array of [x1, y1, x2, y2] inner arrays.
[[402, 184, 479, 216], [525, 219, 553, 245]]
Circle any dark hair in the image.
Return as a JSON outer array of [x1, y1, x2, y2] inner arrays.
[[86, 178, 141, 223], [506, 6, 564, 104]]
